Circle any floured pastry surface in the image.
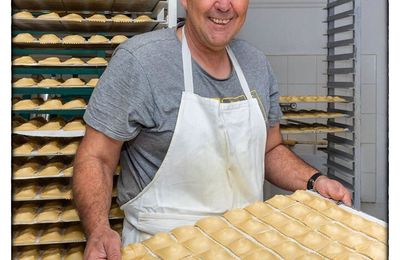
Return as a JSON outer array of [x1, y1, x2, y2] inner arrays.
[[39, 34, 62, 44], [13, 11, 34, 19], [243, 249, 279, 260], [111, 35, 128, 44], [14, 227, 37, 244], [318, 223, 351, 240], [88, 35, 109, 43], [61, 205, 79, 221], [39, 117, 66, 131], [283, 203, 312, 221], [87, 57, 108, 65], [302, 211, 331, 229], [259, 211, 290, 228], [62, 98, 87, 109], [37, 12, 60, 20], [364, 222, 387, 243], [86, 14, 107, 22], [38, 78, 61, 87], [40, 226, 62, 242], [87, 78, 99, 87], [39, 98, 63, 109], [134, 15, 152, 22], [13, 56, 37, 65], [61, 141, 80, 154], [37, 140, 63, 154], [303, 196, 336, 211], [13, 33, 37, 43], [63, 225, 85, 241], [62, 57, 85, 65], [112, 14, 132, 22], [61, 78, 85, 86], [62, 35, 86, 44], [13, 77, 37, 87], [236, 218, 271, 235], [61, 13, 83, 22], [38, 57, 62, 65], [200, 248, 235, 260], [295, 231, 330, 251]]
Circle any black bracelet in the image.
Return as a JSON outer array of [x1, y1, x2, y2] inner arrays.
[[307, 172, 324, 190]]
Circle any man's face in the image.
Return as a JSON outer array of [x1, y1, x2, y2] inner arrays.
[[181, 0, 249, 50]]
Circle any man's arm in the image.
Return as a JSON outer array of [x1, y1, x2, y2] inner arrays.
[[73, 125, 123, 259], [264, 124, 352, 206]]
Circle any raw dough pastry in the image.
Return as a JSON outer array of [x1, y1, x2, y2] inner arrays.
[[38, 57, 62, 65], [62, 98, 87, 109], [322, 206, 350, 221], [266, 194, 296, 209], [13, 77, 37, 87], [242, 249, 279, 260], [290, 190, 314, 203], [14, 204, 37, 223], [41, 247, 62, 260], [60, 141, 80, 154], [39, 117, 66, 130], [195, 216, 228, 233], [134, 15, 152, 22], [282, 203, 312, 221], [357, 241, 387, 259], [87, 57, 108, 65], [303, 197, 336, 211], [62, 35, 86, 44], [332, 252, 368, 260], [209, 227, 242, 246], [318, 223, 351, 240], [17, 247, 39, 260], [302, 211, 331, 229], [236, 219, 271, 235], [61, 78, 85, 86], [14, 162, 41, 177], [338, 232, 370, 250], [13, 33, 37, 43], [111, 35, 128, 44], [183, 235, 217, 254], [63, 164, 74, 177], [295, 253, 325, 260], [271, 241, 308, 259], [259, 211, 290, 228], [62, 118, 85, 131], [14, 117, 47, 131], [364, 222, 387, 243], [61, 13, 83, 22], [223, 208, 252, 225], [88, 35, 109, 43], [142, 232, 175, 251], [37, 78, 61, 87], [199, 248, 236, 260], [39, 34, 61, 44], [63, 225, 85, 241], [122, 243, 147, 259], [39, 98, 63, 110], [65, 246, 84, 260], [154, 243, 191, 259], [35, 206, 62, 222], [86, 14, 108, 22], [13, 227, 37, 244], [227, 237, 259, 257], [295, 231, 330, 251], [171, 225, 201, 242], [40, 226, 62, 242], [13, 11, 35, 19], [37, 12, 60, 20], [13, 141, 40, 155], [340, 214, 369, 231], [62, 57, 85, 65], [109, 203, 124, 218], [40, 182, 64, 198], [61, 205, 80, 221], [279, 220, 310, 237], [111, 14, 133, 22], [13, 56, 37, 65], [37, 162, 65, 176], [86, 78, 99, 87], [244, 201, 274, 218]]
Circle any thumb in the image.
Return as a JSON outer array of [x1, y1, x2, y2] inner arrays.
[[104, 236, 121, 260]]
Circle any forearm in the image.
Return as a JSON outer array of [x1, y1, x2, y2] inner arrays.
[[265, 144, 318, 191]]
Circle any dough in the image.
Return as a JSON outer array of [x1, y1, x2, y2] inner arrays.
[[63, 118, 85, 131], [14, 205, 37, 223], [302, 211, 331, 229], [41, 247, 62, 260], [295, 231, 330, 251], [223, 208, 252, 225], [88, 35, 109, 43], [37, 162, 64, 176], [61, 205, 80, 221], [62, 164, 74, 176], [111, 35, 128, 44], [227, 238, 259, 257], [37, 78, 61, 87], [242, 249, 279, 260], [199, 248, 236, 260], [357, 241, 387, 259], [65, 246, 84, 260], [122, 243, 147, 259], [259, 211, 290, 228], [290, 190, 314, 203], [86, 78, 99, 87], [40, 226, 62, 242], [322, 206, 351, 221], [303, 197, 336, 211], [279, 220, 310, 237], [39, 117, 66, 130], [35, 206, 62, 222], [171, 225, 201, 242], [86, 57, 108, 65], [63, 225, 85, 241], [209, 227, 242, 246], [13, 11, 34, 19], [134, 15, 152, 22], [318, 223, 350, 240], [62, 57, 85, 65], [13, 55, 37, 65], [111, 14, 132, 22], [40, 98, 63, 110], [338, 232, 370, 250], [60, 141, 80, 154], [39, 56, 62, 65], [13, 33, 37, 43], [13, 141, 40, 155], [364, 222, 387, 243], [38, 12, 60, 20], [282, 203, 312, 221], [109, 203, 124, 218], [13, 77, 37, 87], [271, 241, 308, 259], [340, 214, 369, 232], [14, 162, 41, 177], [61, 78, 85, 86], [13, 227, 37, 244], [39, 34, 62, 44], [318, 241, 351, 258], [14, 117, 46, 131], [86, 14, 107, 22], [61, 13, 83, 22], [40, 182, 64, 198], [195, 216, 228, 234], [295, 253, 325, 260], [183, 235, 217, 254], [266, 194, 296, 209], [37, 141, 63, 155], [62, 98, 87, 109], [332, 252, 368, 260], [17, 247, 39, 260], [154, 243, 191, 259], [236, 219, 271, 235], [142, 232, 175, 251], [62, 35, 86, 44]]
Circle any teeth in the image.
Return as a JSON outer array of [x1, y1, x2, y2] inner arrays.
[[210, 17, 230, 25]]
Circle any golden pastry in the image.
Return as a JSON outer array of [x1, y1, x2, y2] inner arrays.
[[88, 35, 109, 43], [322, 206, 350, 221], [37, 162, 64, 176], [13, 33, 37, 43], [35, 206, 62, 222], [63, 225, 85, 241], [37, 78, 61, 87], [13, 227, 37, 244], [236, 218, 271, 235], [332, 252, 369, 260], [295, 231, 330, 251], [38, 57, 62, 65], [61, 205, 80, 221], [340, 214, 369, 232], [363, 222, 387, 243], [86, 78, 99, 87], [295, 253, 325, 260], [40, 226, 62, 242], [223, 208, 252, 225], [13, 11, 35, 19], [62, 57, 85, 65], [61, 78, 85, 86], [319, 241, 349, 258], [259, 211, 290, 228], [122, 243, 148, 259], [111, 35, 128, 44], [39, 34, 62, 44], [279, 220, 310, 237], [183, 235, 218, 254], [13, 141, 40, 155], [13, 77, 37, 87], [40, 182, 64, 198], [60, 141, 80, 154], [318, 223, 351, 240], [209, 227, 242, 246], [61, 13, 83, 22], [195, 216, 228, 233], [13, 204, 37, 223], [39, 98, 63, 109], [303, 196, 336, 211], [282, 203, 312, 221], [39, 117, 66, 131], [302, 211, 331, 229], [14, 162, 41, 178], [134, 15, 152, 22], [13, 55, 37, 65], [13, 98, 43, 109], [142, 232, 175, 251], [14, 117, 47, 131], [62, 98, 87, 109], [41, 247, 62, 260], [171, 225, 201, 242], [109, 203, 124, 218], [227, 237, 259, 257], [86, 57, 108, 65], [271, 240, 308, 259], [154, 243, 191, 259], [86, 14, 108, 22], [111, 14, 133, 22], [37, 12, 60, 20], [62, 35, 86, 44], [290, 190, 314, 203], [242, 249, 279, 260], [199, 248, 235, 260], [337, 232, 370, 250], [65, 245, 85, 260], [357, 241, 387, 259], [17, 247, 39, 260], [266, 194, 296, 209]]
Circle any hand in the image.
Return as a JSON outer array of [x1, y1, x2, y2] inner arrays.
[[313, 176, 352, 206], [84, 227, 121, 260]]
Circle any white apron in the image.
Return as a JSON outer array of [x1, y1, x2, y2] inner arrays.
[[121, 27, 268, 245]]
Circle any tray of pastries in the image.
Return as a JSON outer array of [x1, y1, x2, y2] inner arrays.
[[12, 97, 87, 111], [282, 110, 348, 120], [13, 244, 85, 260], [280, 123, 348, 134], [13, 77, 99, 88], [279, 96, 348, 103], [13, 138, 81, 157], [121, 191, 387, 259], [12, 55, 108, 66]]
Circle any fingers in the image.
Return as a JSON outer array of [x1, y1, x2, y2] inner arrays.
[[329, 181, 352, 206]]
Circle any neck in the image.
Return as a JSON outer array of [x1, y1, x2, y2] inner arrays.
[[177, 25, 232, 79]]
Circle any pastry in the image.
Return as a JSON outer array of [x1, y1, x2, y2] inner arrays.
[[290, 190, 314, 203], [236, 218, 271, 235], [37, 12, 60, 20], [86, 57, 108, 65], [303, 197, 336, 211], [266, 194, 296, 209], [111, 14, 132, 22], [321, 206, 350, 221], [259, 211, 290, 228], [318, 223, 351, 240], [37, 78, 61, 87], [318, 242, 352, 258], [227, 237, 259, 257], [134, 15, 152, 22], [209, 227, 242, 246], [340, 214, 369, 232], [13, 11, 34, 19], [199, 248, 235, 260], [62, 35, 86, 44], [171, 225, 201, 242], [14, 117, 47, 131], [295, 231, 330, 251], [39, 56, 62, 65], [295, 253, 325, 260], [35, 206, 62, 222], [13, 55, 37, 65], [357, 241, 387, 259], [63, 224, 85, 241], [40, 182, 64, 198], [86, 78, 99, 87], [62, 57, 85, 65], [111, 35, 128, 44], [13, 77, 37, 87], [39, 117, 66, 130], [363, 222, 387, 243], [62, 98, 87, 109], [282, 203, 312, 221], [13, 227, 37, 244], [88, 35, 109, 43], [65, 245, 85, 260], [142, 232, 175, 251], [223, 208, 252, 225], [271, 241, 308, 259], [337, 232, 370, 250], [279, 220, 310, 237], [61, 78, 85, 86], [183, 235, 217, 254], [39, 34, 62, 44], [86, 14, 108, 22], [12, 33, 37, 43], [13, 97, 43, 109], [122, 243, 148, 259], [61, 13, 83, 22], [41, 247, 62, 260], [40, 226, 62, 242], [61, 205, 80, 221], [195, 216, 228, 233], [254, 229, 288, 248], [63, 164, 74, 177], [60, 141, 80, 154], [242, 249, 279, 260], [13, 141, 40, 155], [302, 211, 331, 229], [14, 162, 41, 178], [154, 243, 191, 259], [37, 162, 64, 176], [17, 247, 39, 260], [39, 98, 63, 110], [13, 204, 37, 223]]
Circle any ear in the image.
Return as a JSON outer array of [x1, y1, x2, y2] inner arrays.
[[180, 0, 188, 10]]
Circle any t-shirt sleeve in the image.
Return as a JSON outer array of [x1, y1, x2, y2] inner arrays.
[[265, 58, 283, 128], [84, 47, 155, 141]]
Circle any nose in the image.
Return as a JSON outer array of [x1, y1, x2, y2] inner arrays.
[[214, 0, 232, 12]]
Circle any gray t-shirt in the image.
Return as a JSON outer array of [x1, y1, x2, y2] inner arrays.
[[84, 27, 282, 205]]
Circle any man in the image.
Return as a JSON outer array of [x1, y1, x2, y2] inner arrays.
[[73, 0, 352, 258]]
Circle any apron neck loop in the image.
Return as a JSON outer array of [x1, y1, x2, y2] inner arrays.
[[181, 26, 253, 100]]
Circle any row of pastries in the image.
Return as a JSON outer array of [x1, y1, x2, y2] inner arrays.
[[13, 97, 87, 110], [282, 110, 345, 119], [13, 56, 108, 65], [279, 96, 347, 103], [13, 77, 98, 87], [122, 191, 386, 260], [13, 116, 85, 131], [281, 123, 346, 134], [13, 139, 80, 156], [14, 245, 84, 260], [13, 33, 128, 44]]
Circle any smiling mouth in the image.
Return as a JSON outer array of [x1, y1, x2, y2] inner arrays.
[[209, 17, 232, 25]]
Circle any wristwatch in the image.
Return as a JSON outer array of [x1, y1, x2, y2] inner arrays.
[[307, 172, 324, 190]]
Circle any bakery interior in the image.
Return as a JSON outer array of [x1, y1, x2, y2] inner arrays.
[[11, 0, 388, 259]]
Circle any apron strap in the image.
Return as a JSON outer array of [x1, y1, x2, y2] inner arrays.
[[181, 26, 253, 100]]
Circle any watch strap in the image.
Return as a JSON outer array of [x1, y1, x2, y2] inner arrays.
[[307, 172, 323, 190]]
